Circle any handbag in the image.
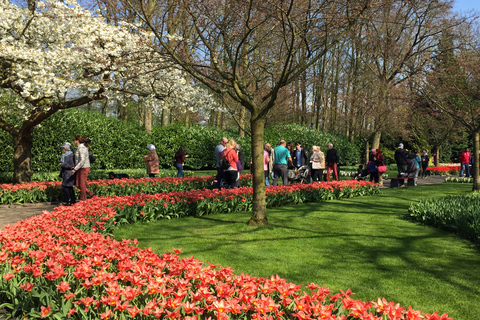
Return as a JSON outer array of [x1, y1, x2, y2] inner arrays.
[[377, 165, 387, 173], [312, 161, 322, 169]]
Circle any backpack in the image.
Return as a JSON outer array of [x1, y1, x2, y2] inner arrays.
[[220, 150, 233, 170], [89, 154, 96, 164]]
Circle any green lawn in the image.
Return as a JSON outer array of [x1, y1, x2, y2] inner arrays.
[[114, 183, 480, 319]]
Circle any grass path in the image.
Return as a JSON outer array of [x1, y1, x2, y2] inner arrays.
[[114, 183, 480, 319]]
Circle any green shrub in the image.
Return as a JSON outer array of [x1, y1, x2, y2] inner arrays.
[[0, 110, 359, 175], [264, 124, 359, 165], [408, 193, 480, 245]]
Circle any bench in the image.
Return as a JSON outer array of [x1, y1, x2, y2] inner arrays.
[[390, 177, 415, 187]]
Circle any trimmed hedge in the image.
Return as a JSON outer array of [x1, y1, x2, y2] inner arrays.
[[0, 109, 359, 174]]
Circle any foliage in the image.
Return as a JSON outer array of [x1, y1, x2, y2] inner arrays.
[[264, 124, 359, 165], [0, 168, 185, 184], [0, 109, 360, 173], [408, 193, 480, 245], [444, 177, 473, 183]]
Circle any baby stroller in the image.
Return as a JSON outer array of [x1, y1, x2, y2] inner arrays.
[[288, 165, 311, 184]]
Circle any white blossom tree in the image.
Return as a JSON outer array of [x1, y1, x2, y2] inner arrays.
[[0, 0, 216, 182]]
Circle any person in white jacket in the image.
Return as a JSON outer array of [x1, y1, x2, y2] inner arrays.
[[72, 135, 94, 201]]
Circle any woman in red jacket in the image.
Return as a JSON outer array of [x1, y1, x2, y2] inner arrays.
[[222, 139, 239, 189]]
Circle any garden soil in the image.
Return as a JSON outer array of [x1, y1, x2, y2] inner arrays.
[[0, 175, 451, 230]]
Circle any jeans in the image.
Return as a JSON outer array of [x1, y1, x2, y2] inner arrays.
[[216, 167, 224, 189], [460, 163, 470, 177], [175, 162, 184, 177], [264, 171, 270, 186]]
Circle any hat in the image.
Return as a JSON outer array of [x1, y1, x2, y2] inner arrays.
[[60, 143, 71, 150], [371, 149, 376, 154], [147, 144, 156, 151], [398, 143, 404, 148]]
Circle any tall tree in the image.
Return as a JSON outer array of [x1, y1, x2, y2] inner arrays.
[[125, 0, 372, 225], [418, 26, 480, 190]]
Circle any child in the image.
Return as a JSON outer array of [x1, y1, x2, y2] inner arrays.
[[60, 143, 76, 206], [353, 165, 364, 180]]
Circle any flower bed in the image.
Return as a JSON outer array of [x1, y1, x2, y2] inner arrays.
[[0, 180, 451, 319], [0, 176, 252, 205], [426, 166, 461, 176], [408, 193, 480, 246], [444, 177, 473, 183]]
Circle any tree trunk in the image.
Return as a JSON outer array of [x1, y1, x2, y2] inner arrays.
[[247, 115, 268, 226], [473, 131, 479, 191], [13, 131, 34, 184], [185, 113, 190, 127], [145, 104, 152, 134], [372, 131, 381, 149], [434, 146, 440, 166], [364, 140, 369, 165], [161, 107, 169, 127], [239, 108, 246, 137]]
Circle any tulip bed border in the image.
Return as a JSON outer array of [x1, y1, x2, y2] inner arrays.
[[0, 176, 252, 205], [0, 181, 451, 320], [426, 166, 460, 176]]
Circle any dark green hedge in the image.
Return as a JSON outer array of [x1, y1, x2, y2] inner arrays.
[[0, 109, 359, 173]]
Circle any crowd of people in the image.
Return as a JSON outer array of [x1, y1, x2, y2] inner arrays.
[[59, 135, 476, 203], [214, 137, 340, 189]]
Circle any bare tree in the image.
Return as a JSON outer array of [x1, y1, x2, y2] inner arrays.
[[123, 0, 372, 225]]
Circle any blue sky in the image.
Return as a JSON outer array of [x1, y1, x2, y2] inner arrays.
[[452, 0, 480, 13]]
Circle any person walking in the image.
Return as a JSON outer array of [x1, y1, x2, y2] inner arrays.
[[72, 135, 94, 201], [395, 143, 408, 175], [221, 139, 239, 189], [263, 144, 270, 186], [174, 146, 188, 178], [421, 150, 429, 178], [215, 137, 228, 188], [60, 143, 76, 206], [325, 143, 339, 182], [272, 140, 293, 186], [459, 148, 471, 177], [412, 150, 422, 186], [144, 144, 159, 178], [265, 143, 274, 181]]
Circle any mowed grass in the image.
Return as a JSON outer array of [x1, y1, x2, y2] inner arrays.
[[114, 183, 480, 319]]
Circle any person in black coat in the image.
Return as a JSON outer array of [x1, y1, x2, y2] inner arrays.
[[291, 142, 309, 169], [326, 143, 339, 181], [60, 143, 76, 206], [394, 143, 408, 175]]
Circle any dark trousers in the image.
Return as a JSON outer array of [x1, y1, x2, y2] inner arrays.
[[216, 167, 224, 189], [369, 171, 379, 183], [224, 170, 237, 189], [62, 186, 76, 204], [422, 165, 428, 177], [311, 169, 323, 182], [273, 164, 288, 186]]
